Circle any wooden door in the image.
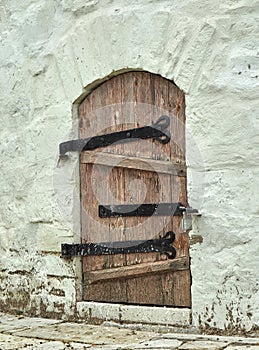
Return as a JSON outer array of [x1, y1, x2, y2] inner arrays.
[[79, 72, 191, 307]]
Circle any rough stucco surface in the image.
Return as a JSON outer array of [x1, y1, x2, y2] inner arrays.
[[0, 0, 258, 333]]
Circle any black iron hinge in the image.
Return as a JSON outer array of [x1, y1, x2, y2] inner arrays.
[[61, 231, 176, 260], [59, 115, 170, 156], [99, 202, 185, 218]]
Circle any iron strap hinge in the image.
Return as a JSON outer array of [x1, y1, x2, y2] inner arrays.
[[59, 116, 170, 156], [99, 202, 185, 218], [61, 231, 176, 260]]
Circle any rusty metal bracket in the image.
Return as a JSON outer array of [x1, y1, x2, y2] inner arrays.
[[59, 115, 170, 157], [61, 231, 176, 260]]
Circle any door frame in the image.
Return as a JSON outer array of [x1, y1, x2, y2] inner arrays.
[[71, 69, 193, 324]]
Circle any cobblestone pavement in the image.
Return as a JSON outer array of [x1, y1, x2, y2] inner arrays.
[[0, 313, 258, 350]]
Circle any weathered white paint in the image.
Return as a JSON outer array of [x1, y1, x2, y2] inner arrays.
[[0, 0, 258, 333]]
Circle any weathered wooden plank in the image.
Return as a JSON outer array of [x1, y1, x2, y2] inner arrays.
[[80, 151, 186, 176], [84, 257, 189, 284], [79, 71, 190, 307], [172, 269, 191, 307]]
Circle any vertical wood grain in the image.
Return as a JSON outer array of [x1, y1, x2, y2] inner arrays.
[[79, 72, 190, 306]]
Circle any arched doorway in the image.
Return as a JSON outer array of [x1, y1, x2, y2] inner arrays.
[[79, 71, 190, 307]]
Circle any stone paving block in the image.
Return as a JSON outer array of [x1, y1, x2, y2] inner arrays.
[[21, 340, 67, 350], [0, 313, 62, 333], [1, 313, 259, 350], [178, 339, 231, 349], [120, 305, 190, 326], [135, 338, 183, 349], [88, 347, 136, 350], [12, 323, 156, 346], [233, 340, 259, 345], [90, 345, 119, 350], [67, 342, 92, 349], [154, 333, 202, 341], [156, 333, 259, 345], [224, 346, 259, 350], [0, 333, 65, 350]]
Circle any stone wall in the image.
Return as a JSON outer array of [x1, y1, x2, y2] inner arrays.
[[0, 0, 258, 333]]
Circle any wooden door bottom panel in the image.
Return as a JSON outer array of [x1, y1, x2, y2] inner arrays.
[[80, 151, 186, 176], [84, 256, 189, 284], [83, 269, 191, 307]]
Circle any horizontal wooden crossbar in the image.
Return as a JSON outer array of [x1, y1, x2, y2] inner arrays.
[[80, 151, 186, 176], [84, 256, 189, 284]]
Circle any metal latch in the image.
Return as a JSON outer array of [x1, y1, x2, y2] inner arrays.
[[61, 231, 176, 260], [59, 115, 170, 157], [180, 206, 201, 231]]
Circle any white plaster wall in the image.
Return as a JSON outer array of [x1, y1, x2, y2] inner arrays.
[[0, 0, 258, 332]]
